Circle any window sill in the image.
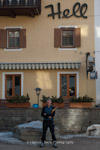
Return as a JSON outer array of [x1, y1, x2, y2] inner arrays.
[[4, 48, 22, 51], [58, 47, 77, 51]]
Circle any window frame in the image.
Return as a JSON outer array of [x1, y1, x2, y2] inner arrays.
[[5, 74, 21, 98], [60, 74, 76, 98], [7, 29, 20, 49], [61, 28, 75, 48]]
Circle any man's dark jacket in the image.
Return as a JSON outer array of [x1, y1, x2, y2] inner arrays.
[[41, 105, 55, 121]]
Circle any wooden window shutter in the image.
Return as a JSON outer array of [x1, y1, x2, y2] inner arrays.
[[20, 29, 26, 48], [0, 29, 7, 48], [74, 28, 81, 47], [54, 28, 61, 48]]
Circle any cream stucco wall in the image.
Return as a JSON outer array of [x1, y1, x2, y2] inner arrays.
[[0, 69, 96, 107], [0, 0, 96, 106], [0, 0, 94, 63]]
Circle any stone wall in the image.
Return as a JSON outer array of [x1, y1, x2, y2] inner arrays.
[[0, 108, 100, 134]]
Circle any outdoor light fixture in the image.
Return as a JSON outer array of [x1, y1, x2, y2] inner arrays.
[[34, 87, 42, 107]]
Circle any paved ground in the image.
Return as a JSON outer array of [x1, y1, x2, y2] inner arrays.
[[0, 137, 100, 150]]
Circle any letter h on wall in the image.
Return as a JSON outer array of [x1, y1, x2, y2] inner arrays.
[[45, 3, 62, 19]]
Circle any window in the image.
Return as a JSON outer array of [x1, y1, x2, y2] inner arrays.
[[62, 29, 74, 48], [54, 27, 81, 48], [60, 74, 76, 98], [5, 74, 21, 98], [0, 28, 26, 49], [7, 30, 20, 49]]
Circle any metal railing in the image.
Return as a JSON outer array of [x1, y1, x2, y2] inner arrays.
[[0, 0, 38, 7]]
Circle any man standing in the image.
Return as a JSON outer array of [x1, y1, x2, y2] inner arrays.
[[40, 98, 57, 148]]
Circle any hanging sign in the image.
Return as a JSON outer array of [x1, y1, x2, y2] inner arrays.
[[45, 2, 88, 19], [90, 71, 98, 80]]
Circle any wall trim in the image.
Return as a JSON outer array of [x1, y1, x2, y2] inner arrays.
[[58, 25, 77, 29], [4, 26, 22, 29], [2, 72, 24, 99], [57, 72, 79, 98], [58, 48, 77, 51], [4, 48, 22, 51]]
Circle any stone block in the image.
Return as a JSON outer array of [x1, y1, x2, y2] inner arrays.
[[13, 120, 60, 141]]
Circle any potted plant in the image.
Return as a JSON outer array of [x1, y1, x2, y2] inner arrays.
[[7, 94, 30, 108], [70, 95, 94, 108], [41, 95, 64, 108]]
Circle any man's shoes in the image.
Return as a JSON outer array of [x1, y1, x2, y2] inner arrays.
[[53, 141, 57, 148], [40, 142, 44, 147]]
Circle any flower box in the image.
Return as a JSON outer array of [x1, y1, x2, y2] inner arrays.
[[43, 102, 64, 108], [70, 102, 92, 108], [6, 94, 30, 108], [7, 103, 30, 108], [41, 95, 64, 108]]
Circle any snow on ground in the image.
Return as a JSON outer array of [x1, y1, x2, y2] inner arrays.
[[0, 131, 100, 145], [0, 131, 41, 145], [0, 132, 25, 145], [17, 121, 42, 129], [1, 121, 100, 145], [60, 134, 100, 139]]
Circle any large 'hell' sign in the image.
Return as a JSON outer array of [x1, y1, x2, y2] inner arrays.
[[45, 2, 88, 19]]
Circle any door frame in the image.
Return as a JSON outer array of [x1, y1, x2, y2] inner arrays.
[[2, 72, 24, 99], [5, 74, 21, 98], [57, 72, 79, 98]]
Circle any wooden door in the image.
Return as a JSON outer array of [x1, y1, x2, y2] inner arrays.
[[60, 74, 76, 100], [5, 74, 21, 98]]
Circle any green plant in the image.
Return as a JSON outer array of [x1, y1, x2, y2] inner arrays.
[[70, 95, 94, 103], [41, 95, 51, 103], [41, 95, 64, 104], [7, 94, 30, 104]]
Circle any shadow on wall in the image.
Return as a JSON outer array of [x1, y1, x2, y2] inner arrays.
[[35, 70, 56, 107], [36, 71, 53, 90], [24, 70, 55, 107], [55, 108, 97, 134]]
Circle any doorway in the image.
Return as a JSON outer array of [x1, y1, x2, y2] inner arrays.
[[60, 74, 77, 106]]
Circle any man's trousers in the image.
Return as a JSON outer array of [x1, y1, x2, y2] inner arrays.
[[41, 120, 56, 143]]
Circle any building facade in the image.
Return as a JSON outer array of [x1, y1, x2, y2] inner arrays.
[[0, 0, 96, 107], [94, 0, 100, 105]]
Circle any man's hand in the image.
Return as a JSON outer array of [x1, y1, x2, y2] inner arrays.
[[44, 113, 52, 118], [48, 116, 52, 119], [44, 113, 46, 116]]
